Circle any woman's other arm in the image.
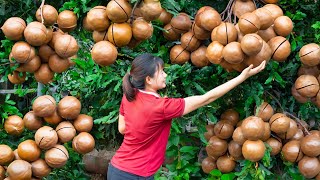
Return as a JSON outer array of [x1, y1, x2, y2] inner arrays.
[[118, 114, 125, 134]]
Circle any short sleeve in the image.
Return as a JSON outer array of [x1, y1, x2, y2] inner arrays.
[[163, 98, 185, 120], [119, 95, 125, 116]]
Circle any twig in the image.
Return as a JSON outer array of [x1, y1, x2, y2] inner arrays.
[[220, 0, 235, 22], [264, 90, 284, 112], [39, 0, 46, 24], [130, 0, 143, 24], [284, 112, 310, 136], [0, 62, 13, 66]]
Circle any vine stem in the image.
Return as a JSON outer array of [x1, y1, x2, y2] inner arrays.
[[220, 0, 235, 22], [130, 0, 143, 24], [39, 0, 46, 24]]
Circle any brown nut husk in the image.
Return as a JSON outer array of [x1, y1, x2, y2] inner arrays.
[[278, 119, 298, 140], [206, 41, 224, 64], [192, 23, 211, 40], [245, 40, 272, 67], [56, 121, 76, 143], [31, 159, 51, 178], [241, 33, 263, 56], [170, 13, 192, 34], [241, 116, 265, 140], [86, 6, 109, 32], [216, 155, 236, 173], [232, 0, 256, 18], [17, 140, 41, 162], [253, 8, 274, 30], [48, 29, 64, 49], [11, 41, 36, 63], [213, 120, 234, 140], [298, 65, 320, 77], [201, 157, 216, 174], [92, 30, 108, 43], [163, 24, 180, 41], [223, 42, 244, 64], [235, 24, 244, 42], [43, 109, 62, 125], [106, 0, 132, 23], [298, 156, 320, 178], [4, 115, 24, 136], [7, 71, 26, 85], [14, 149, 21, 160], [273, 16, 293, 37], [32, 95, 56, 117], [195, 7, 221, 31], [44, 27, 53, 44], [266, 137, 282, 156], [299, 43, 320, 67], [269, 113, 290, 134], [132, 18, 153, 41], [73, 114, 93, 132], [232, 127, 246, 145], [48, 54, 70, 73], [301, 134, 320, 157], [0, 145, 14, 165], [263, 4, 283, 20], [107, 23, 132, 47], [1, 17, 26, 40], [291, 85, 309, 103], [282, 140, 304, 163], [57, 10, 77, 32], [58, 96, 81, 120], [157, 9, 173, 25], [261, 122, 271, 141], [255, 102, 274, 121], [36, 5, 58, 26], [24, 21, 47, 46], [268, 36, 291, 62], [45, 145, 69, 168], [39, 44, 55, 63], [258, 26, 277, 42], [191, 46, 210, 68], [292, 129, 304, 141], [54, 34, 79, 58], [204, 124, 215, 141], [82, 16, 94, 32], [180, 32, 201, 52], [17, 55, 41, 73], [228, 140, 243, 158], [170, 45, 190, 65], [139, 1, 162, 21], [206, 136, 228, 157], [23, 111, 42, 131], [214, 22, 238, 45], [238, 12, 261, 34], [72, 132, 95, 154], [295, 75, 319, 98], [34, 63, 54, 84], [7, 160, 32, 180], [91, 41, 118, 66], [34, 126, 58, 150], [242, 140, 266, 162], [221, 109, 239, 127], [0, 165, 5, 179]]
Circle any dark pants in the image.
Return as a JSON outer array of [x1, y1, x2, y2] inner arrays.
[[107, 163, 154, 180]]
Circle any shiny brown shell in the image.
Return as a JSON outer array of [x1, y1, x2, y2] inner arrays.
[[241, 116, 265, 140], [240, 33, 263, 56], [258, 26, 277, 42], [191, 46, 210, 68], [72, 132, 95, 154], [91, 41, 118, 66], [299, 43, 320, 67], [54, 34, 79, 58], [245, 41, 272, 67], [195, 7, 221, 31], [242, 140, 266, 162], [4, 115, 24, 136], [266, 137, 282, 156], [273, 16, 293, 37], [58, 96, 81, 120], [163, 24, 181, 41], [263, 4, 283, 20], [31, 159, 51, 178], [206, 136, 228, 157], [11, 41, 36, 63], [278, 119, 298, 140], [238, 12, 261, 34], [291, 85, 309, 103], [255, 102, 274, 121], [106, 0, 132, 23], [223, 42, 244, 64], [220, 109, 239, 126], [48, 54, 70, 73], [232, 126, 246, 145], [170, 45, 190, 65], [301, 134, 320, 157], [213, 120, 234, 140], [38, 44, 55, 63], [132, 18, 153, 41], [56, 121, 76, 143], [57, 10, 77, 32], [232, 0, 256, 18], [34, 126, 58, 150], [23, 111, 43, 131], [268, 36, 291, 62], [1, 17, 26, 40], [282, 140, 303, 163], [216, 155, 236, 173], [206, 41, 224, 64], [180, 31, 201, 52], [192, 23, 211, 40], [157, 9, 173, 25], [17, 140, 41, 162], [253, 8, 274, 30], [295, 75, 319, 98], [92, 30, 108, 43], [45, 145, 69, 168], [140, 1, 162, 21], [269, 113, 290, 134], [0, 145, 14, 165], [43, 109, 63, 125], [36, 5, 58, 26], [7, 160, 32, 180], [73, 114, 94, 132], [17, 55, 41, 73], [7, 71, 26, 85], [201, 156, 216, 174], [32, 95, 56, 117], [213, 22, 238, 45], [86, 6, 109, 31], [228, 140, 243, 158], [107, 23, 132, 47], [298, 65, 320, 77], [298, 156, 320, 178], [170, 13, 192, 34]]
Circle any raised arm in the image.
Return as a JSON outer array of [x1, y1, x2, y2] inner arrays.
[[183, 61, 266, 115]]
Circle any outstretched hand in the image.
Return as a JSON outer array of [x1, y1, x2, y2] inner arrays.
[[240, 61, 266, 79]]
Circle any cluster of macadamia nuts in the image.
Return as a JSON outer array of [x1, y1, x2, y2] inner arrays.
[[292, 43, 320, 107], [84, 0, 166, 67], [167, 2, 293, 71], [0, 95, 95, 179], [2, 4, 79, 85], [201, 102, 320, 179]]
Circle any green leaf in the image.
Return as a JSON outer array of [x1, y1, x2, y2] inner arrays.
[[221, 173, 236, 180], [210, 169, 222, 177], [179, 146, 198, 153]]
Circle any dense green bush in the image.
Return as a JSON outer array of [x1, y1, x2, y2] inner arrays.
[[0, 0, 320, 179]]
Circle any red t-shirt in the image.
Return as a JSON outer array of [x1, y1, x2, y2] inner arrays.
[[111, 90, 185, 177]]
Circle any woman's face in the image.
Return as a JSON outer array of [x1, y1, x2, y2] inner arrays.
[[150, 66, 167, 90]]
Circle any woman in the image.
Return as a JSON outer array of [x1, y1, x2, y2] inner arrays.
[[107, 53, 266, 179]]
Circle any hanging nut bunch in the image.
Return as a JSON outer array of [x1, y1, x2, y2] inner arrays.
[[1, 4, 78, 85]]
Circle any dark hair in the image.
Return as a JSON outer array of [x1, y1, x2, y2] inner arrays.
[[122, 53, 164, 102]]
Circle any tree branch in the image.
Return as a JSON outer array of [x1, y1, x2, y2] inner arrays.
[[130, 0, 143, 24], [39, 0, 46, 24]]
